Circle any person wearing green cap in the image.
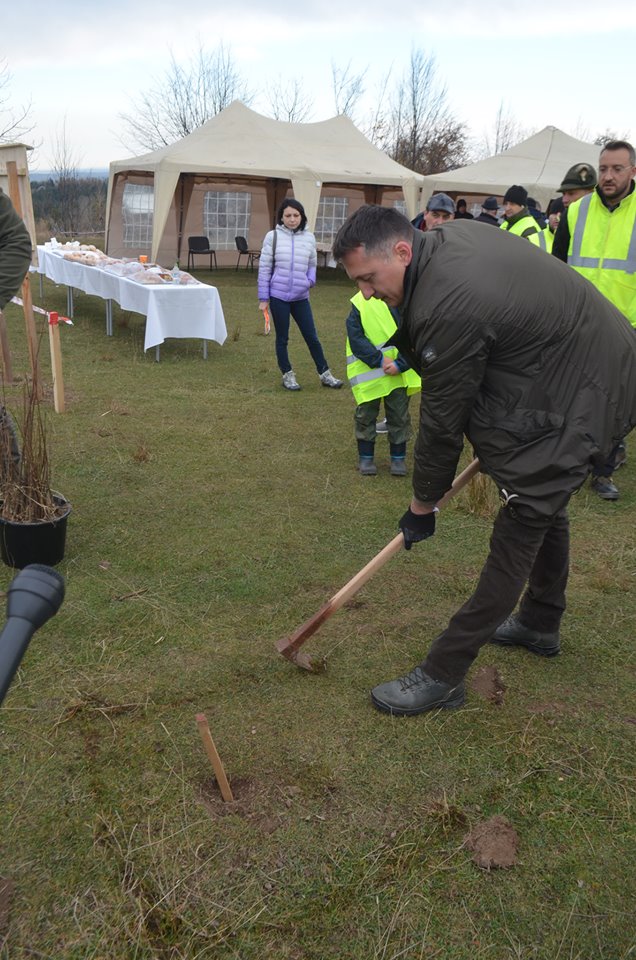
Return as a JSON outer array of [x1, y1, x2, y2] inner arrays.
[[552, 142, 636, 501]]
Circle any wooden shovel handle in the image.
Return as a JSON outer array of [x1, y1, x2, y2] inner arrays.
[[276, 457, 480, 658]]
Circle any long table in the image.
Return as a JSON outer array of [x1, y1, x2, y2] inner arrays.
[[36, 247, 227, 358]]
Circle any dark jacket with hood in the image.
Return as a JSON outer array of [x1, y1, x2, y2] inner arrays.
[[0, 187, 32, 311], [389, 221, 636, 519]]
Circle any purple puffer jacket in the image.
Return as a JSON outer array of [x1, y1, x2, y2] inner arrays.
[[257, 224, 317, 303]]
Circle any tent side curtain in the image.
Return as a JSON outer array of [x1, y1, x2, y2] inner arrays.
[[151, 168, 181, 262], [290, 176, 322, 232]]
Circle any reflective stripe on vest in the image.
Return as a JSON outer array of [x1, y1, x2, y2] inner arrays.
[[568, 192, 636, 274], [566, 189, 636, 324], [500, 214, 540, 239], [528, 228, 549, 251], [346, 294, 421, 403]]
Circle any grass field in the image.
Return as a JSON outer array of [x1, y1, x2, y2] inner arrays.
[[0, 264, 634, 959]]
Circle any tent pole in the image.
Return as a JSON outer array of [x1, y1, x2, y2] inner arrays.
[[176, 175, 185, 266]]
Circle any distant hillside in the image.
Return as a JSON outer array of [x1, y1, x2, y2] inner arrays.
[[30, 168, 109, 182]]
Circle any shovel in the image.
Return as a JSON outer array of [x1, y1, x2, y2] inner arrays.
[[276, 457, 480, 671]]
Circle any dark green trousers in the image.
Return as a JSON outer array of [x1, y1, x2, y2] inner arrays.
[[354, 387, 411, 445]]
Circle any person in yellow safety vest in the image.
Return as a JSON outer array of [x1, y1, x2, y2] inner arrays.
[[500, 185, 541, 241], [346, 292, 421, 476], [552, 140, 636, 501], [556, 161, 597, 210], [528, 196, 564, 254]]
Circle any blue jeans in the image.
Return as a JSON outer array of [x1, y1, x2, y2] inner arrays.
[[269, 296, 328, 375]]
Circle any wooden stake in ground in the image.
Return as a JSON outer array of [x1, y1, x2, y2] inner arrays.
[[47, 313, 65, 413], [5, 160, 40, 389], [195, 713, 234, 802]]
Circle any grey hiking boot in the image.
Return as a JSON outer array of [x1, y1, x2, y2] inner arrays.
[[358, 457, 377, 476], [614, 443, 627, 469], [491, 614, 560, 657], [319, 369, 343, 389], [590, 475, 619, 500], [282, 370, 301, 391], [371, 665, 465, 716], [375, 418, 388, 434], [390, 458, 407, 476]]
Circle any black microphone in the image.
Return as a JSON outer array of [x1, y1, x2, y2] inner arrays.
[[0, 564, 65, 706]]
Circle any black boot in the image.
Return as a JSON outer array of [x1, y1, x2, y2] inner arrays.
[[491, 614, 560, 657], [371, 665, 465, 716], [357, 439, 377, 476], [389, 441, 407, 476]]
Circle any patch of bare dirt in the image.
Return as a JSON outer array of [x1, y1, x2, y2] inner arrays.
[[0, 877, 14, 938], [526, 700, 569, 714], [197, 777, 304, 834], [465, 815, 519, 870], [344, 598, 366, 610], [470, 665, 506, 705]]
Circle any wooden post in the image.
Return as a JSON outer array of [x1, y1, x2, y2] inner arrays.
[[47, 313, 65, 413], [0, 310, 14, 384], [5, 160, 40, 390], [195, 713, 234, 802]]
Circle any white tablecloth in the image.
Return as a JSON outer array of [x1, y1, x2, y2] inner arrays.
[[36, 247, 227, 352]]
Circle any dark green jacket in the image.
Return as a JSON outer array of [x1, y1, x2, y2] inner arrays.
[[0, 187, 32, 311], [390, 221, 636, 518]]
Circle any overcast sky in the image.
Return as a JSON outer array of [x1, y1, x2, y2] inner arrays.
[[4, 0, 634, 170]]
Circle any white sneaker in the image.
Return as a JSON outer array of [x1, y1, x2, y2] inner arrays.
[[319, 369, 343, 389], [282, 370, 301, 391]]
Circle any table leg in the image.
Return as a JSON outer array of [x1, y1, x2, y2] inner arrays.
[[155, 346, 160, 362], [39, 273, 43, 299], [106, 299, 113, 336], [66, 286, 74, 319], [203, 340, 208, 360]]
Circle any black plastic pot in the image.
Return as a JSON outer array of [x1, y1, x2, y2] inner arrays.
[[0, 494, 71, 569]]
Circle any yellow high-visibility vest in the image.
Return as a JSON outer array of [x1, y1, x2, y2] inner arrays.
[[528, 227, 553, 253], [566, 189, 636, 326], [500, 214, 541, 240], [346, 293, 421, 404]]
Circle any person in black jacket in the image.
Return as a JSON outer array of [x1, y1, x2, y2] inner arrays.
[[454, 199, 474, 220], [333, 205, 636, 717], [475, 196, 500, 225], [0, 187, 32, 313]]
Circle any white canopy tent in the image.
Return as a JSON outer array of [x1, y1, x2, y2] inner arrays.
[[105, 101, 424, 264], [420, 126, 600, 211]]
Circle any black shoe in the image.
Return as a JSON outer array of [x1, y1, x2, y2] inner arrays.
[[614, 444, 627, 469], [371, 665, 465, 716], [590, 476, 619, 500], [491, 614, 560, 657], [390, 457, 407, 476]]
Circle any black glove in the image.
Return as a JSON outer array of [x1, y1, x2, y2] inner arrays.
[[398, 507, 436, 550]]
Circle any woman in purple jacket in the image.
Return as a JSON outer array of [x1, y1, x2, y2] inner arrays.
[[258, 199, 342, 391]]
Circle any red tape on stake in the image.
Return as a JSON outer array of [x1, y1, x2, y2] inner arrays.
[[10, 296, 73, 324]]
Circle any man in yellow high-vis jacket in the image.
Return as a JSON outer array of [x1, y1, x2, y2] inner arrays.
[[500, 185, 541, 241], [553, 140, 636, 500], [346, 292, 420, 476]]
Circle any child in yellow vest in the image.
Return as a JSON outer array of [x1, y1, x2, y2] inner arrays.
[[346, 292, 421, 475]]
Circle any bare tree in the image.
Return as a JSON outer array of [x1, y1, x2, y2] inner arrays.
[[482, 101, 528, 157], [50, 118, 82, 235], [361, 67, 394, 148], [570, 117, 592, 142], [0, 58, 34, 143], [331, 60, 367, 119], [383, 49, 469, 174], [118, 43, 253, 152], [266, 78, 313, 123], [593, 128, 632, 146]]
